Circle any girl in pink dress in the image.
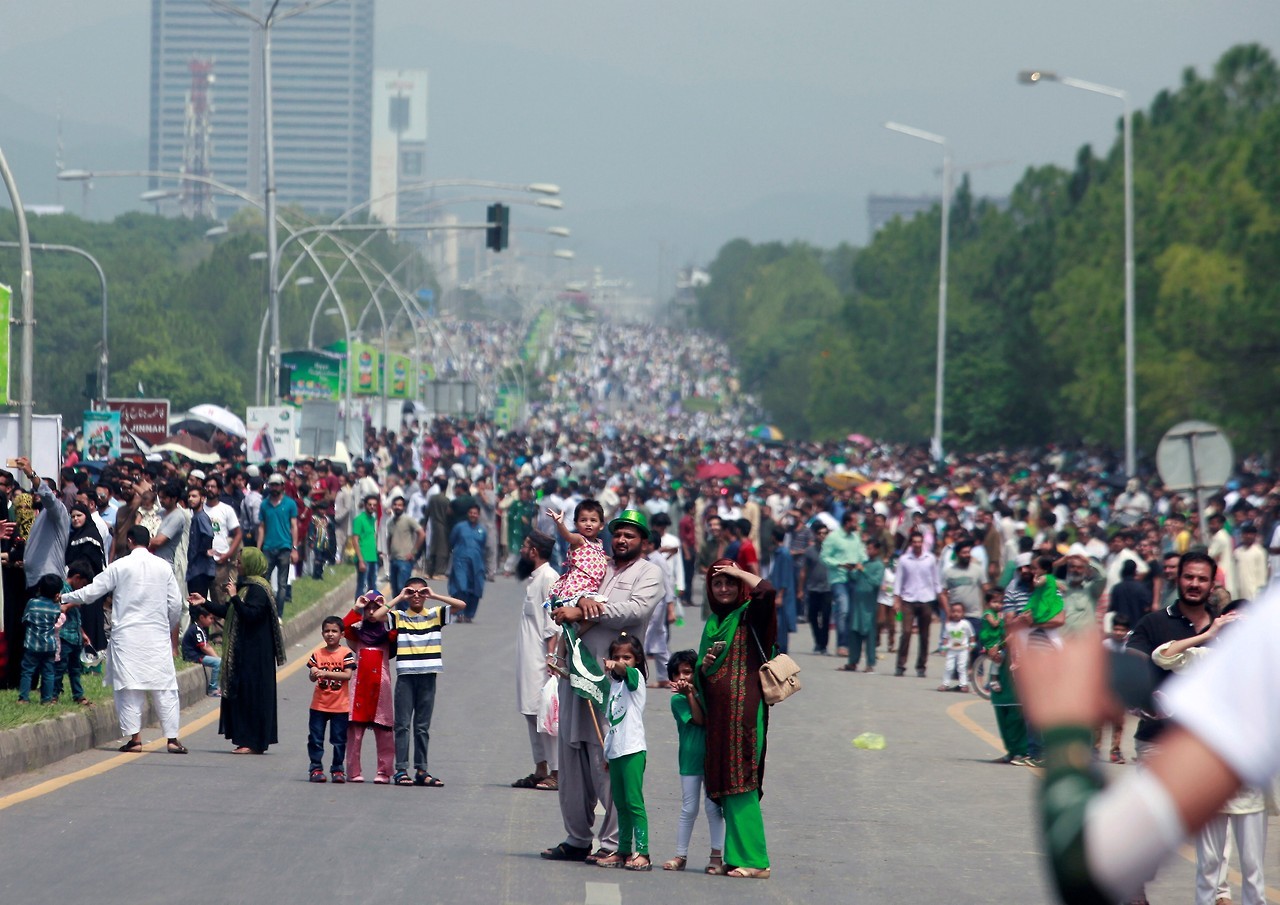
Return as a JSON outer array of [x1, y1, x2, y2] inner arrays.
[[545, 499, 609, 609]]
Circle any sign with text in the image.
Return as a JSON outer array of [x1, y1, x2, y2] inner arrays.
[[106, 398, 171, 452], [246, 406, 297, 464]]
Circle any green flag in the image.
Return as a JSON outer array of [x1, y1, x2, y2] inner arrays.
[[563, 623, 609, 706]]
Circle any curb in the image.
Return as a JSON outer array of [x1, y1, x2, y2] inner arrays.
[[0, 575, 356, 782]]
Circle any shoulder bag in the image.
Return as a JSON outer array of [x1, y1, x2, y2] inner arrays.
[[750, 624, 801, 705]]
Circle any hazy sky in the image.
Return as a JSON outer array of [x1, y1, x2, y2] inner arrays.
[[1, 1, 1276, 292]]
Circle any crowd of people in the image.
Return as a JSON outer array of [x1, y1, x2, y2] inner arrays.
[[5, 311, 1280, 895]]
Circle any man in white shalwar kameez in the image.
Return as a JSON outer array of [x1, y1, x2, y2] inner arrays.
[[512, 531, 559, 790], [62, 525, 188, 753]]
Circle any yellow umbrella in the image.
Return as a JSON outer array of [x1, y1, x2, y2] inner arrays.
[[856, 480, 896, 496], [824, 471, 868, 491]]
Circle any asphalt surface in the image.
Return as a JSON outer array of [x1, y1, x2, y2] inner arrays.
[[0, 576, 1267, 905]]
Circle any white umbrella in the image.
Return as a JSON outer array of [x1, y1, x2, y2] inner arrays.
[[188, 403, 247, 438]]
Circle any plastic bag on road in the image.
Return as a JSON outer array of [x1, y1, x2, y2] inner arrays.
[[852, 732, 886, 750], [538, 676, 559, 737]]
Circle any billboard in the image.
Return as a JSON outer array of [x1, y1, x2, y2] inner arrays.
[[348, 342, 381, 395], [388, 354, 412, 399], [82, 410, 122, 460], [106, 398, 171, 452], [0, 414, 63, 479], [282, 349, 343, 404], [246, 406, 297, 464]]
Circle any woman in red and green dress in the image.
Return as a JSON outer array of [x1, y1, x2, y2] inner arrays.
[[696, 559, 775, 879]]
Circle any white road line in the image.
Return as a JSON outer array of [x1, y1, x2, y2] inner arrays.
[[583, 881, 622, 905]]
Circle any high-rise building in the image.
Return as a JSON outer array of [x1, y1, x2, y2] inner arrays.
[[149, 0, 373, 218], [369, 69, 428, 227]]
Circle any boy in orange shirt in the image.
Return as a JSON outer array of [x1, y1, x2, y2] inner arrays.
[[307, 616, 356, 783]]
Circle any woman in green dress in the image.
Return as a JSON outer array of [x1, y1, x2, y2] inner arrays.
[[696, 559, 775, 879]]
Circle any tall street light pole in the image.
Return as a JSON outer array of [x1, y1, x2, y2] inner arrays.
[[210, 0, 338, 405], [0, 145, 34, 457], [885, 121, 950, 467], [1019, 69, 1136, 477]]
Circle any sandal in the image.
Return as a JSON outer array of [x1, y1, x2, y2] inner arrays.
[[836, 664, 860, 672], [596, 852, 628, 869], [662, 856, 687, 871], [393, 771, 413, 786], [727, 866, 771, 879], [166, 739, 189, 755], [706, 855, 727, 875], [415, 772, 444, 787], [535, 775, 559, 791], [585, 848, 614, 864], [625, 854, 652, 872], [511, 773, 541, 789], [118, 739, 143, 753]]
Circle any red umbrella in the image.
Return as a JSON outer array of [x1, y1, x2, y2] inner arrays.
[[695, 461, 742, 481]]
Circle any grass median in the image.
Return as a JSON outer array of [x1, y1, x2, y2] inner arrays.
[[0, 564, 354, 732]]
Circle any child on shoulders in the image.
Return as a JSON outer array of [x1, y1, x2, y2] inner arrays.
[[545, 499, 609, 610]]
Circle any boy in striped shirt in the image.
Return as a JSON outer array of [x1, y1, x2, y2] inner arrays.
[[369, 577, 466, 787]]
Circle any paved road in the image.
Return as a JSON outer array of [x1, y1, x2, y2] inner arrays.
[[0, 577, 1267, 904]]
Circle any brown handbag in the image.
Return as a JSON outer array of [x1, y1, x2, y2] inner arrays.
[[751, 625, 802, 705]]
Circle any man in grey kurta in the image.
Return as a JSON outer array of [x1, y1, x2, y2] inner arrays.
[[541, 509, 663, 861], [17, 458, 69, 591]]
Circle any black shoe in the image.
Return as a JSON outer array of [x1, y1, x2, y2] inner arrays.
[[894, 667, 905, 677], [541, 842, 591, 862], [916, 669, 926, 678]]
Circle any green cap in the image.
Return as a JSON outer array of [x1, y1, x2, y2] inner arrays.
[[608, 507, 651, 539]]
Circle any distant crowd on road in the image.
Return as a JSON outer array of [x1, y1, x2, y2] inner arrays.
[[5, 311, 1280, 891]]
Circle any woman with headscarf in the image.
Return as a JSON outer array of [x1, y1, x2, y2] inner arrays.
[[696, 559, 776, 879], [188, 547, 285, 754], [66, 503, 108, 650], [448, 503, 488, 622]]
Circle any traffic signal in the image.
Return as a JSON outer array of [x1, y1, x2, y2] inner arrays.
[[278, 363, 296, 400], [486, 203, 509, 252]]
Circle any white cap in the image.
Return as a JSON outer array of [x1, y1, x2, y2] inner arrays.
[[1015, 552, 1033, 568], [246, 464, 260, 478], [190, 469, 206, 480]]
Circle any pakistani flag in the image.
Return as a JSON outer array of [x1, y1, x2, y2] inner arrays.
[[563, 623, 609, 706]]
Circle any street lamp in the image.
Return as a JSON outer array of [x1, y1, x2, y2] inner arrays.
[[1018, 69, 1136, 477], [885, 120, 951, 466], [210, 0, 340, 405]]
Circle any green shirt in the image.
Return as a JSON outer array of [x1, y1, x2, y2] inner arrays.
[[979, 611, 1005, 650], [671, 694, 706, 776], [352, 510, 379, 562], [506, 499, 536, 548], [821, 528, 867, 577], [1028, 574, 1066, 625]]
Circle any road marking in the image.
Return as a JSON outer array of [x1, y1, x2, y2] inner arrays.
[[945, 697, 1005, 753], [583, 882, 621, 905], [0, 647, 313, 813], [947, 698, 1280, 903]]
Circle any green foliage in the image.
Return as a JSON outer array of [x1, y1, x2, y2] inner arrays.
[[0, 208, 436, 421], [695, 44, 1280, 455]]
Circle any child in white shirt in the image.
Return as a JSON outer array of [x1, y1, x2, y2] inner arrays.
[[938, 601, 975, 692], [599, 632, 651, 872]]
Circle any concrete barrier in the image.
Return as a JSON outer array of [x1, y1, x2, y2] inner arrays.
[[0, 575, 355, 781]]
